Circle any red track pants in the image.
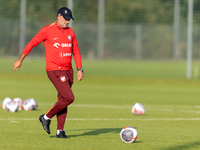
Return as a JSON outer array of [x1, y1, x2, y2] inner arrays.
[[46, 69, 74, 130]]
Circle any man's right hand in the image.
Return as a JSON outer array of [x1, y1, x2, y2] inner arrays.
[[13, 53, 26, 72], [13, 60, 22, 72]]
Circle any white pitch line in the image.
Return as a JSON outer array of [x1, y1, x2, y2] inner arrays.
[[65, 118, 200, 121], [39, 103, 131, 109], [39, 103, 200, 114], [71, 104, 200, 114], [147, 108, 200, 114], [71, 104, 131, 109], [1, 118, 200, 121]]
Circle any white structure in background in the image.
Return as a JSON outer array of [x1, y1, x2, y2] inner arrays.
[[19, 0, 26, 54], [187, 0, 193, 80]]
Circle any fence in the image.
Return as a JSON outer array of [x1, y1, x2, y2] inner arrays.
[[0, 0, 199, 61]]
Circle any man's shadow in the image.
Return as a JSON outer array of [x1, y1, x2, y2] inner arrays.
[[50, 128, 121, 138], [68, 128, 122, 137]]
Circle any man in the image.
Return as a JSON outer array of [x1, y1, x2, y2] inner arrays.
[[13, 7, 84, 138]]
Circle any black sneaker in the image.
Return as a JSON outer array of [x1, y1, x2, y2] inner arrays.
[[39, 114, 51, 134], [56, 131, 69, 138]]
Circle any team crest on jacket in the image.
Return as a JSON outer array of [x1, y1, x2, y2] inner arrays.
[[60, 76, 66, 82], [68, 35, 72, 40]]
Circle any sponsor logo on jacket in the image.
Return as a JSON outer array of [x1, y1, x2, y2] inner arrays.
[[59, 52, 72, 58], [53, 43, 72, 48]]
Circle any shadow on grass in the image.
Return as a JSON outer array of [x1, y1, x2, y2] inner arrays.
[[68, 128, 122, 137], [50, 128, 121, 138], [164, 141, 200, 150]]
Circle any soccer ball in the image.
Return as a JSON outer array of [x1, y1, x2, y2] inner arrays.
[[132, 103, 145, 115], [2, 97, 12, 110], [120, 126, 138, 143], [13, 97, 24, 111], [23, 98, 38, 111], [5, 101, 19, 112]]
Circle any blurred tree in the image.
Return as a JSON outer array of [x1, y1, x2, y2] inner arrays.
[[73, 0, 98, 22], [105, 0, 174, 24], [0, 0, 20, 18], [1, 0, 200, 24]]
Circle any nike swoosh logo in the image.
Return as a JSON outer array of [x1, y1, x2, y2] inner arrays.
[[54, 37, 59, 40]]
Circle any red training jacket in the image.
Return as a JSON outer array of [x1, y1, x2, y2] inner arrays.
[[22, 22, 82, 71]]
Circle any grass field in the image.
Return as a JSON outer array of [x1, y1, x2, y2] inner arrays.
[[0, 58, 200, 150]]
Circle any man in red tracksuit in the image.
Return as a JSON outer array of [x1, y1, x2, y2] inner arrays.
[[13, 7, 84, 138]]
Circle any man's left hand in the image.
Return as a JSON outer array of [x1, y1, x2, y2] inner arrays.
[[77, 71, 83, 82]]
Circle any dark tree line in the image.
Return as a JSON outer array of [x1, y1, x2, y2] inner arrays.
[[1, 0, 200, 24]]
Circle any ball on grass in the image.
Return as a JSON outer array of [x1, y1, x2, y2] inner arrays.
[[23, 98, 38, 111], [5, 101, 19, 113], [2, 97, 12, 110], [132, 103, 145, 115], [120, 126, 138, 143]]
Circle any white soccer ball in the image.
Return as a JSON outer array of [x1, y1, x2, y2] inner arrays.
[[132, 103, 145, 115], [120, 126, 138, 143], [5, 101, 19, 112], [2, 97, 12, 110], [23, 98, 38, 111], [13, 97, 24, 111]]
